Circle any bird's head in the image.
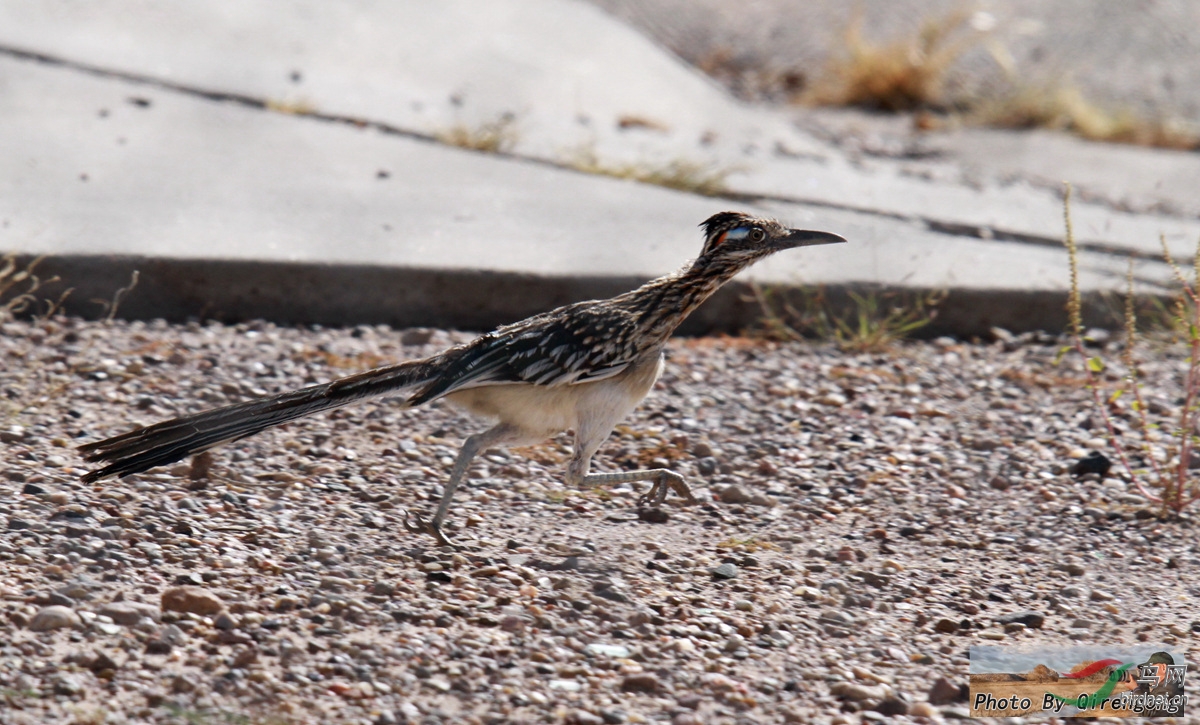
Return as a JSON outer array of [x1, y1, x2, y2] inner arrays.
[[697, 211, 845, 266]]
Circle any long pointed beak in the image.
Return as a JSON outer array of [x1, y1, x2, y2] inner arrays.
[[775, 229, 847, 251]]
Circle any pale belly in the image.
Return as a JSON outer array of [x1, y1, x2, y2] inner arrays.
[[443, 353, 665, 440]]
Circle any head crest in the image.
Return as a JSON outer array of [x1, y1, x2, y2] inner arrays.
[[701, 211, 754, 240]]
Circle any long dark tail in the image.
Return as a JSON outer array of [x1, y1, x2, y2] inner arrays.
[[78, 356, 444, 482]]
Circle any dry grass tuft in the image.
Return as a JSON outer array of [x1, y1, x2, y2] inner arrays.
[[264, 98, 317, 116], [802, 8, 983, 111], [0, 254, 70, 322], [436, 115, 518, 154], [794, 8, 1200, 151], [751, 283, 943, 353], [564, 147, 732, 197], [975, 85, 1200, 150]]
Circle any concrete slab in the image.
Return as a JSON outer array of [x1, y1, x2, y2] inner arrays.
[[0, 0, 822, 168], [0, 0, 1194, 337], [0, 54, 1163, 337], [3, 0, 1196, 261]]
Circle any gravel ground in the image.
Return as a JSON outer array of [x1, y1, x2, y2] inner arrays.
[[2, 316, 1200, 724]]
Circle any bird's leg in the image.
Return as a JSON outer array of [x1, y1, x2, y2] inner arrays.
[[582, 468, 697, 507], [404, 423, 514, 546], [565, 429, 698, 507]]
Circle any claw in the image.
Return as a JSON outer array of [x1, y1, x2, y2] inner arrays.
[[402, 510, 455, 547], [636, 471, 696, 507]]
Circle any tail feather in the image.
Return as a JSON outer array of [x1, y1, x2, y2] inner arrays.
[[79, 356, 440, 482]]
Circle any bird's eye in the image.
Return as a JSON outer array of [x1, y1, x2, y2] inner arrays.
[[749, 228, 765, 242]]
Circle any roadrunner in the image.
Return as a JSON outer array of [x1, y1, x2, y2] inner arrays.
[[79, 212, 844, 545]]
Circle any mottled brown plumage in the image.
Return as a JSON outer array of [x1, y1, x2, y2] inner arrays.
[[79, 212, 844, 545]]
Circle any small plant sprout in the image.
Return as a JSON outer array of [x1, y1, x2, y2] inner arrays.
[[1062, 183, 1200, 513], [751, 283, 943, 353]]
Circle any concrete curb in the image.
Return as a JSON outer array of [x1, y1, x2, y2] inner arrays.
[[13, 254, 1114, 338]]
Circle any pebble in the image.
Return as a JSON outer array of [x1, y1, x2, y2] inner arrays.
[[996, 610, 1045, 629], [710, 563, 738, 580], [748, 492, 776, 507], [29, 605, 81, 631], [719, 485, 753, 504], [99, 601, 161, 625], [585, 643, 631, 658], [161, 586, 224, 615], [829, 682, 887, 701], [819, 578, 847, 593], [320, 576, 353, 591], [637, 507, 669, 523], [550, 679, 583, 692], [909, 702, 936, 718], [51, 673, 84, 696], [876, 696, 910, 715], [928, 676, 965, 705], [620, 673, 661, 693], [88, 651, 119, 673]]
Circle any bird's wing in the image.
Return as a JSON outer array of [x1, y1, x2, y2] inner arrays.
[[406, 302, 643, 405]]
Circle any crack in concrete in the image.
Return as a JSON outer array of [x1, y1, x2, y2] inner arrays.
[[0, 43, 1175, 264], [922, 220, 1170, 265]]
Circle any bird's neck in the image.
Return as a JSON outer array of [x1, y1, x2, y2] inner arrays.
[[629, 256, 754, 339], [674, 257, 749, 313]]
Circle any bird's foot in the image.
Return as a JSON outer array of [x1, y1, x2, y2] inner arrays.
[[637, 470, 697, 508], [402, 510, 455, 547]]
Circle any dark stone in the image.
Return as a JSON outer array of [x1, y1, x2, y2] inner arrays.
[[595, 588, 629, 603], [876, 697, 910, 716], [47, 592, 76, 607], [619, 673, 660, 693], [145, 639, 172, 655], [1069, 451, 1112, 478], [637, 507, 669, 524], [996, 610, 1046, 629], [89, 651, 119, 673], [711, 563, 738, 580]]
